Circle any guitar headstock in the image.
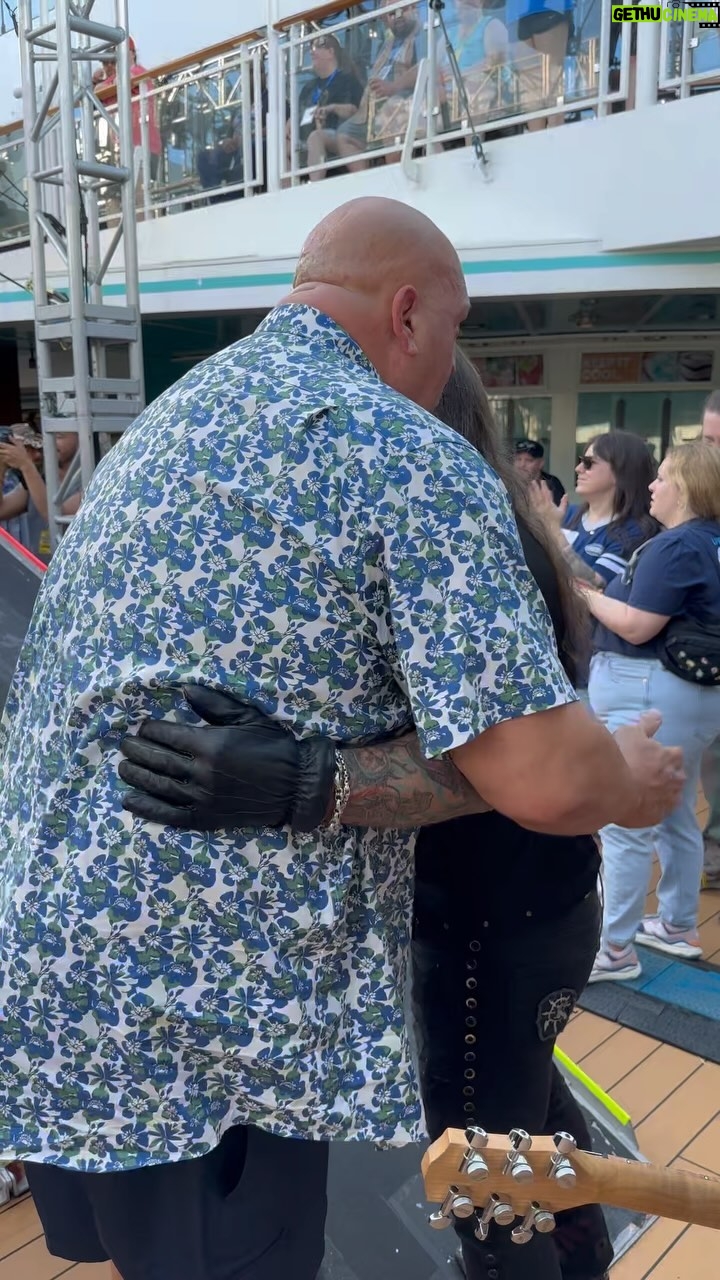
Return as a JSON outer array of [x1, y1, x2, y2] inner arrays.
[[422, 1127, 599, 1244]]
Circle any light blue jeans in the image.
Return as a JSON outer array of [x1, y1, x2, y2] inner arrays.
[[589, 652, 720, 947]]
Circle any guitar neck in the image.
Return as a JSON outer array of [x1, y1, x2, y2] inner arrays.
[[574, 1150, 720, 1229]]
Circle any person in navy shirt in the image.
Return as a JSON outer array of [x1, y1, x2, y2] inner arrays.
[[533, 431, 658, 592], [582, 442, 720, 981], [699, 389, 720, 889]]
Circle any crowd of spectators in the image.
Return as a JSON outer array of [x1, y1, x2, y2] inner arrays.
[[76, 2, 719, 209], [195, 0, 718, 192]]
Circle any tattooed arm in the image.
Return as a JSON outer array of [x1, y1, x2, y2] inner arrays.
[[334, 696, 683, 834], [527, 483, 606, 589], [120, 690, 683, 835], [338, 733, 490, 829], [555, 540, 606, 589]]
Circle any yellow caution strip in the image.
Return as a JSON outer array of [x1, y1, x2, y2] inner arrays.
[[554, 1046, 632, 1127]]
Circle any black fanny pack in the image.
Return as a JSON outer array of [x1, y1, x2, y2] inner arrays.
[[622, 536, 720, 687], [660, 617, 720, 686]]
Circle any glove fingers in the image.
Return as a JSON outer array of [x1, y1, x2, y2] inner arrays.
[[121, 731, 196, 782], [122, 789, 197, 829], [119, 758, 197, 806], [134, 718, 207, 758], [183, 685, 267, 727]]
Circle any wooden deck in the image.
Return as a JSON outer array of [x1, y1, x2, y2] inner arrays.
[[1, 799, 718, 1278]]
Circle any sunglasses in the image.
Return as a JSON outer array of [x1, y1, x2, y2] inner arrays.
[[577, 454, 600, 469], [311, 37, 334, 49]]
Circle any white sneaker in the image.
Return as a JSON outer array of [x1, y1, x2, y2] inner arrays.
[[635, 916, 703, 960], [588, 945, 642, 983]]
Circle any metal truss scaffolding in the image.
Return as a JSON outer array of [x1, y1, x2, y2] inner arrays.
[[19, 0, 145, 551]]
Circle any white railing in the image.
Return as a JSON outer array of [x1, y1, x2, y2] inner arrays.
[[0, 127, 30, 247], [92, 40, 266, 222], [1, 1, 719, 250], [659, 19, 720, 96]]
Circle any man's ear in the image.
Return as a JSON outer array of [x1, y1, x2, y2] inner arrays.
[[390, 285, 419, 356]]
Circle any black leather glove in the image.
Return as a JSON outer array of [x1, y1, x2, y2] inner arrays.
[[118, 685, 336, 833]]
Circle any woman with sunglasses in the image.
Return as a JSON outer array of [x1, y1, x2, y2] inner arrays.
[[534, 431, 659, 592], [582, 443, 720, 981]]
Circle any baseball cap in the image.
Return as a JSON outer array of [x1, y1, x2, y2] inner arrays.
[[514, 439, 544, 459], [15, 425, 44, 449]]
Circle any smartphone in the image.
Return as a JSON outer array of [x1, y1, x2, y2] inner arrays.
[[0, 429, 13, 445]]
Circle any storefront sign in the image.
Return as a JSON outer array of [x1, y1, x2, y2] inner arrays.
[[580, 350, 713, 384], [472, 354, 544, 388]]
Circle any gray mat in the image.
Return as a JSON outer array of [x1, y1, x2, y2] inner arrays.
[[578, 982, 720, 1064]]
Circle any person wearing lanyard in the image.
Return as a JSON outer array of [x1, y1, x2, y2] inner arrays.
[[317, 7, 422, 175], [294, 35, 363, 179]]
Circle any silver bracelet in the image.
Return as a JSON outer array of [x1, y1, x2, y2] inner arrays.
[[326, 751, 351, 833]]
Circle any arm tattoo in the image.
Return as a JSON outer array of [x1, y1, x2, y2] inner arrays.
[[339, 733, 491, 829], [559, 543, 606, 589]]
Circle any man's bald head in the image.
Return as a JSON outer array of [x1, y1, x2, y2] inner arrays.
[[294, 197, 461, 295], [286, 197, 469, 410]]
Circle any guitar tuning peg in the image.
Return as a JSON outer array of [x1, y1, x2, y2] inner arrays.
[[533, 1208, 557, 1234], [428, 1188, 455, 1230], [474, 1219, 489, 1242], [504, 1128, 534, 1183], [548, 1132, 577, 1187], [510, 1203, 557, 1245], [554, 1132, 577, 1155], [461, 1126, 489, 1180], [474, 1195, 498, 1242], [511, 1221, 534, 1245], [461, 1150, 489, 1180], [509, 1128, 533, 1152], [450, 1185, 476, 1220], [493, 1199, 516, 1227]]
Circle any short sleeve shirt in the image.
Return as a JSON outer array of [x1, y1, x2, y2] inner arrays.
[[593, 519, 720, 659], [562, 506, 647, 585], [0, 305, 574, 1171], [298, 70, 362, 139]]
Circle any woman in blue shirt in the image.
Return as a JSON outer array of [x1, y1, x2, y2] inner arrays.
[[532, 431, 659, 688], [582, 442, 720, 981], [534, 431, 658, 591]]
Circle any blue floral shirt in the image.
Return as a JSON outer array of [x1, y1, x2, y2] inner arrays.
[[0, 305, 574, 1171]]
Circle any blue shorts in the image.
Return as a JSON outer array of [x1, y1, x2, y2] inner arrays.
[[25, 1125, 328, 1280]]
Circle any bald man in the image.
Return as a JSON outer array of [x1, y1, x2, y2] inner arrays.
[[0, 197, 682, 1280]]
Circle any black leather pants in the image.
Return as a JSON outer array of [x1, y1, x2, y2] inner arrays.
[[412, 887, 613, 1280]]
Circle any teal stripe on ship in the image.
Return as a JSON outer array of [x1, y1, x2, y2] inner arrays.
[[2, 248, 720, 305]]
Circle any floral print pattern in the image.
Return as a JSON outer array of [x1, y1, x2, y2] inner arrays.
[[0, 306, 573, 1170]]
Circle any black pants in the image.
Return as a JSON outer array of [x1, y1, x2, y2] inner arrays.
[[412, 887, 612, 1280], [26, 1125, 328, 1280]]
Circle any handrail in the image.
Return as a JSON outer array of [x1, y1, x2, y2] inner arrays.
[[122, 30, 267, 85], [0, 29, 267, 139], [401, 56, 428, 184], [274, 1, 361, 31], [0, 120, 23, 141]]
